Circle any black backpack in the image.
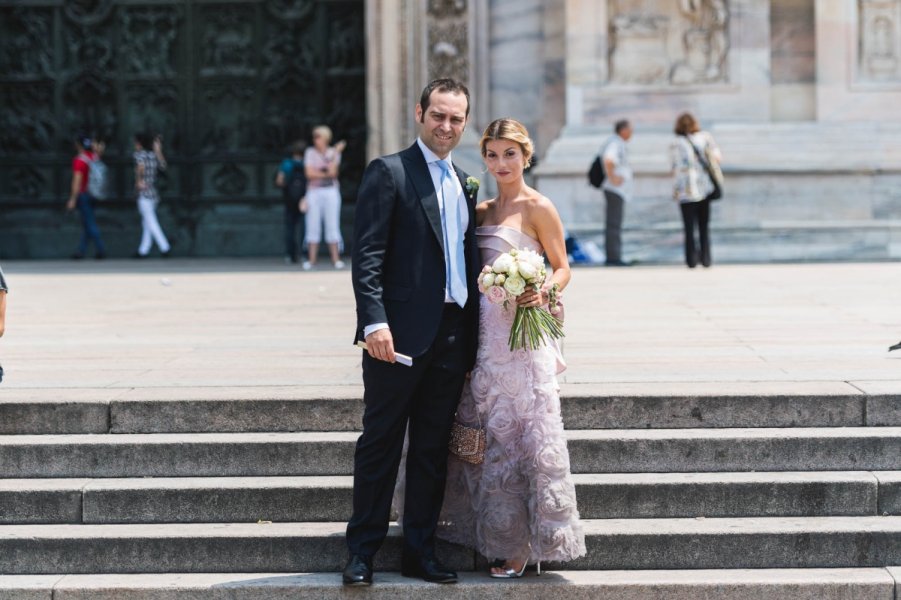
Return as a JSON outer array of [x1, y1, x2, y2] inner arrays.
[[587, 155, 605, 188], [283, 160, 307, 205]]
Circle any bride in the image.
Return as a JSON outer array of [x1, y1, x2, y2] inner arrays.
[[397, 117, 586, 577]]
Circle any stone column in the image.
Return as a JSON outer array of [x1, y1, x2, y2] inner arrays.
[[365, 0, 488, 167], [366, 0, 416, 159]]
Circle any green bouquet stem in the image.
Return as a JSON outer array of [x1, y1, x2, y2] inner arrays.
[[507, 304, 565, 351]]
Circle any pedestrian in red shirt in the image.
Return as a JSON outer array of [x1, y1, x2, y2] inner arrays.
[[66, 135, 106, 259]]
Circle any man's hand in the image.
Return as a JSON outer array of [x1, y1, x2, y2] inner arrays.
[[365, 328, 396, 363], [66, 198, 76, 212], [611, 174, 624, 186]]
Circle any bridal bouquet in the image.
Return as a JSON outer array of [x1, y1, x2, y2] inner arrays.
[[477, 248, 564, 351]]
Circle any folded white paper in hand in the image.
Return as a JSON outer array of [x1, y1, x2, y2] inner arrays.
[[356, 341, 413, 367]]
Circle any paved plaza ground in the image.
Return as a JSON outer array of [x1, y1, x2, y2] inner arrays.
[[1, 259, 899, 400]]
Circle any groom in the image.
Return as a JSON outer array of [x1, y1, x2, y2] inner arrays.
[[345, 78, 481, 586]]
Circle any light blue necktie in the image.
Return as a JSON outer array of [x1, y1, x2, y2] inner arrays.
[[437, 160, 468, 307]]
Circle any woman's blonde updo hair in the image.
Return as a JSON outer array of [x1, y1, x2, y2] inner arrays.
[[480, 118, 534, 168]]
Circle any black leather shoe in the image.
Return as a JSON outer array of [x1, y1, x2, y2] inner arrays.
[[401, 553, 457, 583], [342, 554, 372, 586]]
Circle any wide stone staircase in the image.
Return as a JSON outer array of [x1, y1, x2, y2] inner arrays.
[[2, 388, 901, 598]]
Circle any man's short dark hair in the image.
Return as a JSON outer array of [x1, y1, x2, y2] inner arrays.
[[614, 119, 631, 134], [76, 133, 92, 150], [419, 78, 471, 121], [135, 132, 153, 150]]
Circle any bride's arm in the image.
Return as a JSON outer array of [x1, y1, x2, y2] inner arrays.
[[533, 198, 571, 296], [515, 196, 570, 308]]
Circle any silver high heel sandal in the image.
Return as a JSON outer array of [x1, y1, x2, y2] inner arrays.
[[489, 560, 541, 579], [489, 560, 527, 579]]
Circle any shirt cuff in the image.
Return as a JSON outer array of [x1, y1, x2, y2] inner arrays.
[[363, 322, 389, 338]]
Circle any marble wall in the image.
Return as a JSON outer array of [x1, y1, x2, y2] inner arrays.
[[528, 0, 901, 262]]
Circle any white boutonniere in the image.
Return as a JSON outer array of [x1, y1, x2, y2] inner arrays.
[[465, 176, 480, 197]]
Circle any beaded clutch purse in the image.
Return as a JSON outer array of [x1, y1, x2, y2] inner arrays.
[[448, 420, 485, 465]]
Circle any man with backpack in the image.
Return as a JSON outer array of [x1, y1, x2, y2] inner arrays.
[[66, 135, 107, 260], [276, 140, 308, 264], [601, 120, 634, 266]]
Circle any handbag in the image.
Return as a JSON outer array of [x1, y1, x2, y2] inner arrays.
[[587, 154, 605, 188], [448, 411, 485, 465], [687, 135, 723, 202]]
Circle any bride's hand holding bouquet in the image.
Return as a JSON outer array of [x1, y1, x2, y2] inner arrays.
[[477, 248, 563, 351]]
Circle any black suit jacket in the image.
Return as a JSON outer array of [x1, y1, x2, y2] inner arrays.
[[352, 142, 481, 369]]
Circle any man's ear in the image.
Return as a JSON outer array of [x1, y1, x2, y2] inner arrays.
[[415, 103, 423, 123]]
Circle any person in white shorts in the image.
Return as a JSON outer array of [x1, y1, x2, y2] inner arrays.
[[303, 125, 346, 270]]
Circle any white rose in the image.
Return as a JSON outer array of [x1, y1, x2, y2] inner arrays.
[[517, 260, 538, 281], [481, 273, 496, 287], [492, 253, 514, 274], [507, 262, 519, 277], [503, 275, 526, 296], [495, 274, 506, 285], [522, 250, 545, 271]]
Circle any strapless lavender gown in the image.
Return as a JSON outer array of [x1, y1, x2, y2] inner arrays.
[[436, 225, 586, 564]]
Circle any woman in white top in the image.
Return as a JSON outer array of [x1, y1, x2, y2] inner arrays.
[[303, 125, 347, 270], [669, 112, 722, 268]]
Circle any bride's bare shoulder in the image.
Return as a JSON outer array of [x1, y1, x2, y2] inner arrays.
[[525, 188, 557, 213]]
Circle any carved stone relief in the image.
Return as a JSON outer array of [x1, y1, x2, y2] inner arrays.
[[0, 86, 55, 153], [120, 7, 180, 77], [125, 85, 179, 150], [608, 0, 730, 86], [0, 8, 53, 79], [199, 7, 255, 77], [262, 29, 318, 89], [859, 0, 901, 82], [266, 0, 317, 22], [328, 9, 366, 70], [212, 163, 250, 195], [8, 167, 46, 200], [199, 84, 256, 154], [64, 0, 114, 26], [427, 0, 469, 82]]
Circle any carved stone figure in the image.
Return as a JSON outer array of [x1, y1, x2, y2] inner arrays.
[[671, 0, 729, 84], [860, 0, 901, 81], [9, 167, 46, 200], [212, 163, 249, 195], [64, 0, 114, 26], [120, 7, 180, 76], [0, 8, 53, 78], [201, 9, 254, 76], [0, 87, 55, 153], [200, 85, 255, 154], [607, 0, 729, 86], [427, 0, 469, 81], [609, 13, 671, 84]]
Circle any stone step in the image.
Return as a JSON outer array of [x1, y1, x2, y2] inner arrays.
[[4, 383, 899, 434], [3, 517, 901, 573], [3, 569, 899, 600], [3, 428, 901, 478], [2, 472, 895, 525]]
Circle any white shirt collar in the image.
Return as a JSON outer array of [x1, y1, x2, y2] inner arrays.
[[417, 137, 452, 168]]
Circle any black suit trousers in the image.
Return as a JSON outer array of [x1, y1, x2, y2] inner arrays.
[[346, 303, 468, 558]]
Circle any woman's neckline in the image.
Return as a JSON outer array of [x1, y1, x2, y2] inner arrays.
[[476, 224, 540, 244]]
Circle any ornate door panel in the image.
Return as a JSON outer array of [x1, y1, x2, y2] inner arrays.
[[0, 0, 366, 258]]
